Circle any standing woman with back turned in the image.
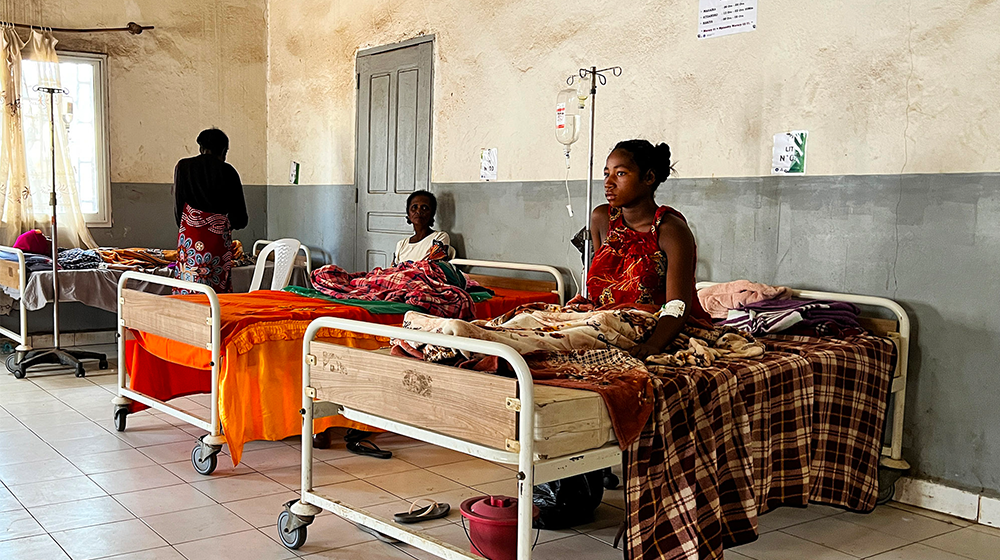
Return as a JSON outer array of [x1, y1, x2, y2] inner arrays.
[[173, 128, 248, 294]]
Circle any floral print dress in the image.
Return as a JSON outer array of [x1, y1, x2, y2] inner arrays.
[[174, 204, 234, 294]]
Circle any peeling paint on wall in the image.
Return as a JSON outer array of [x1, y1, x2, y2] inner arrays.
[[267, 0, 1000, 185], [24, 0, 268, 185]]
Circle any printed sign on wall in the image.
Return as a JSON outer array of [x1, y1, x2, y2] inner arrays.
[[772, 131, 808, 174], [480, 148, 498, 181], [698, 0, 757, 39]]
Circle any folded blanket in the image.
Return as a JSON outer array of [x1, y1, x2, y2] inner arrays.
[[722, 298, 861, 336], [698, 279, 790, 319], [96, 247, 178, 271], [311, 260, 478, 320]]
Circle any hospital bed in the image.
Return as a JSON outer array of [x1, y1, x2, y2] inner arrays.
[[0, 240, 312, 378], [278, 287, 909, 559], [111, 258, 564, 475]]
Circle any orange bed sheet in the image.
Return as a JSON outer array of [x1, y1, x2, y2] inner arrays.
[[126, 287, 558, 465]]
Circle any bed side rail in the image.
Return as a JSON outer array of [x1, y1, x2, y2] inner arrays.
[[253, 239, 313, 274], [451, 258, 565, 305], [0, 246, 26, 349]]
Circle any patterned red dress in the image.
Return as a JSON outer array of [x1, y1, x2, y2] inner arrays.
[[587, 205, 710, 323], [174, 204, 234, 295]]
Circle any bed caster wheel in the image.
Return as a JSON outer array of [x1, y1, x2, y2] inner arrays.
[[877, 466, 903, 505], [191, 442, 219, 475], [277, 510, 308, 550], [75, 364, 86, 378], [99, 360, 109, 370], [13, 365, 25, 379], [6, 353, 19, 374], [877, 480, 896, 505], [113, 408, 127, 432], [603, 469, 620, 490]]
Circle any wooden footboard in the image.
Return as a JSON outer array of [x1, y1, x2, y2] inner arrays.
[[308, 342, 518, 450], [120, 288, 212, 349]]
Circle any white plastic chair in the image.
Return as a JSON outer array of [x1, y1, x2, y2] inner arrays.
[[249, 238, 302, 292]]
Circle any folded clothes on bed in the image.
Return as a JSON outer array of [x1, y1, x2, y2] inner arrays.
[[721, 298, 862, 336], [310, 260, 483, 320], [698, 279, 790, 319], [96, 247, 178, 270], [57, 248, 102, 270]]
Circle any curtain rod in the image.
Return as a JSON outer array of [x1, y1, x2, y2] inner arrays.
[[1, 21, 153, 35]]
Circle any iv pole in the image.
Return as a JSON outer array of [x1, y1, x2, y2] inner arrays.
[[14, 86, 107, 378], [566, 65, 621, 299]]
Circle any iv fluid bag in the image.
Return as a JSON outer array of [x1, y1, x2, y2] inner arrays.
[[555, 88, 581, 147]]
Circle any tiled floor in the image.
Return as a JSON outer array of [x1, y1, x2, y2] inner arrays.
[[1, 344, 998, 559]]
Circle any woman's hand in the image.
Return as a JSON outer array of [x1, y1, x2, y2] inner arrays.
[[628, 341, 662, 361]]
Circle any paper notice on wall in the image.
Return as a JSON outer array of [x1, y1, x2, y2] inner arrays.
[[288, 161, 300, 184], [480, 148, 498, 181], [698, 0, 757, 39], [772, 131, 807, 174]]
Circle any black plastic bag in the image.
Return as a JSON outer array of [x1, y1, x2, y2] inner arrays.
[[532, 469, 605, 530]]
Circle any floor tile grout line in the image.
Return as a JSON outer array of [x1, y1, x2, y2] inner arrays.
[[869, 524, 985, 560]]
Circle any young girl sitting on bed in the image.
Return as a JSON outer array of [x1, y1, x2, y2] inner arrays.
[[581, 139, 712, 360], [392, 190, 454, 265]]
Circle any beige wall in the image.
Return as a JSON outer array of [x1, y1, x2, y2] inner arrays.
[[25, 0, 267, 185], [267, 0, 1000, 185]]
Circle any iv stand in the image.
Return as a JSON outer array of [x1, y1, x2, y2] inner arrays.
[[566, 66, 621, 299], [13, 86, 107, 378]]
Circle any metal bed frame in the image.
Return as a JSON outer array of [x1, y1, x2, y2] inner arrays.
[[111, 258, 564, 476], [279, 287, 912, 559], [281, 317, 618, 559]]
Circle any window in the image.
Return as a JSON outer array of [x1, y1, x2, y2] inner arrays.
[[21, 52, 111, 226]]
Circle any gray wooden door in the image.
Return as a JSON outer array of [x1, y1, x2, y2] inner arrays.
[[355, 37, 433, 271]]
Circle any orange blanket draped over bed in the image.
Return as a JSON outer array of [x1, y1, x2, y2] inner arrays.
[[126, 288, 558, 465]]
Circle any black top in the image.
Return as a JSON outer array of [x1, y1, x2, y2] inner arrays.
[[173, 154, 249, 230]]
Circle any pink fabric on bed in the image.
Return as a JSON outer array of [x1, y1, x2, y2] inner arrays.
[[698, 279, 790, 319], [13, 229, 51, 255]]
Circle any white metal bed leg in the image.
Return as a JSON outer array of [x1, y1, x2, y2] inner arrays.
[[292, 325, 322, 518], [112, 286, 131, 410], [515, 378, 536, 559]]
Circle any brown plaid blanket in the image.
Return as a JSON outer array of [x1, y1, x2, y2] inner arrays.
[[625, 334, 895, 559], [762, 334, 896, 512], [627, 351, 814, 559]]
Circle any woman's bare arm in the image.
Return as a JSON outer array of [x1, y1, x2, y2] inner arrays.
[[628, 215, 696, 359]]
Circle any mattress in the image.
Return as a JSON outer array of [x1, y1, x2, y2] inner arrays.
[[531, 384, 615, 459]]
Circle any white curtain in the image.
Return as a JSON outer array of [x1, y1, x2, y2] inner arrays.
[[0, 28, 95, 249], [20, 29, 96, 249], [0, 26, 35, 245]]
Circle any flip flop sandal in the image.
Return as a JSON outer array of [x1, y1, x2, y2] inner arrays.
[[345, 428, 377, 442], [355, 522, 401, 544], [346, 439, 392, 459], [393, 498, 451, 524]]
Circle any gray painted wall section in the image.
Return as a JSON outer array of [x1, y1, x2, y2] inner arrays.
[[89, 182, 268, 250], [267, 185, 357, 270], [266, 173, 1000, 496]]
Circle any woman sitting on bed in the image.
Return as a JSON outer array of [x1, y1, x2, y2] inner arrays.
[[582, 139, 712, 360], [392, 190, 454, 265]]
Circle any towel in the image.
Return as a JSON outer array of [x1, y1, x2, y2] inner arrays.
[[698, 279, 790, 319]]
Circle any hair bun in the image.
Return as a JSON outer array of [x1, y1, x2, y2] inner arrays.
[[654, 143, 672, 179]]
